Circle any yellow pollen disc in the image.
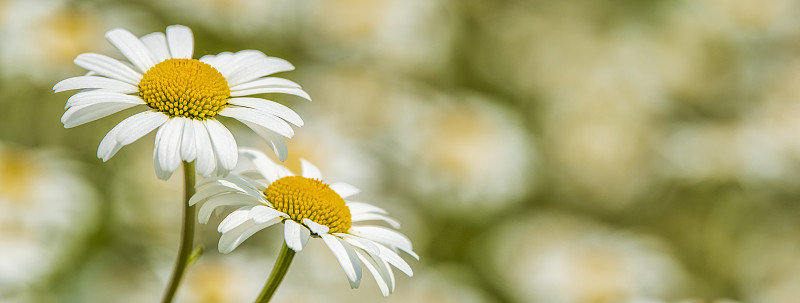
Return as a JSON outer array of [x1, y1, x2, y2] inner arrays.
[[138, 58, 230, 119], [265, 176, 352, 234]]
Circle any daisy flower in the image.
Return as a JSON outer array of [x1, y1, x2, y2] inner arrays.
[[190, 148, 417, 296], [54, 25, 309, 179], [0, 145, 97, 294]]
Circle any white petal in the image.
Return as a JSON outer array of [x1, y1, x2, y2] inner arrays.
[[337, 233, 380, 256], [179, 118, 196, 162], [197, 174, 259, 190], [350, 213, 401, 229], [154, 118, 183, 180], [354, 250, 392, 296], [197, 193, 261, 224], [190, 184, 244, 206], [166, 25, 194, 59], [65, 91, 144, 108], [152, 151, 170, 180], [348, 226, 416, 259], [212, 50, 268, 77], [140, 32, 170, 62], [219, 107, 294, 138], [74, 53, 142, 84], [97, 111, 168, 161], [230, 87, 311, 101], [191, 179, 262, 206], [299, 159, 323, 179], [204, 119, 238, 172], [321, 234, 362, 288], [248, 205, 287, 224], [97, 121, 123, 162], [227, 98, 303, 126], [193, 120, 216, 176], [239, 147, 293, 182], [381, 258, 396, 293], [284, 220, 311, 252], [152, 124, 165, 176], [303, 218, 330, 235], [162, 118, 185, 170], [219, 219, 277, 254], [370, 241, 413, 277], [226, 57, 295, 87], [54, 76, 138, 93], [62, 102, 142, 128], [346, 202, 388, 216], [218, 206, 257, 233], [199, 52, 234, 70], [214, 177, 265, 197], [230, 77, 302, 91], [329, 182, 360, 199], [347, 237, 414, 277], [240, 121, 289, 161], [195, 175, 224, 189], [105, 28, 157, 73], [198, 54, 219, 66]]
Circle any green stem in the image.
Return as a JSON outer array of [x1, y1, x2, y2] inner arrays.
[[255, 243, 297, 303], [161, 161, 197, 303]]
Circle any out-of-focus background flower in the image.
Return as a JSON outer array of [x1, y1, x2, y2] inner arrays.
[[1, 0, 799, 302]]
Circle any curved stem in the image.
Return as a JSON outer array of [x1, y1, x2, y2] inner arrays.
[[161, 161, 197, 303], [255, 243, 297, 303]]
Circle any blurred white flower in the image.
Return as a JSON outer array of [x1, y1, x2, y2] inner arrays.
[[369, 0, 455, 76], [54, 25, 309, 179], [657, 66, 800, 186], [302, 68, 535, 214], [545, 99, 654, 209], [476, 3, 685, 209], [486, 213, 688, 303], [391, 92, 534, 215], [0, 0, 101, 81], [315, 0, 454, 75], [178, 253, 266, 303], [192, 148, 417, 296], [731, 59, 800, 185], [310, 0, 390, 45], [150, 0, 302, 36], [0, 0, 150, 82], [658, 123, 741, 182], [698, 0, 800, 35], [0, 145, 97, 294]]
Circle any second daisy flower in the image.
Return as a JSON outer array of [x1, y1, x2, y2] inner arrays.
[[191, 148, 417, 296]]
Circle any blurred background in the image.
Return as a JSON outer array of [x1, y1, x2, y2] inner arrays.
[[1, 0, 800, 302]]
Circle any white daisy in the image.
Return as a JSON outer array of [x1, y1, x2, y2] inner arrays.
[[53, 25, 309, 179], [0, 145, 97, 294], [190, 148, 417, 296]]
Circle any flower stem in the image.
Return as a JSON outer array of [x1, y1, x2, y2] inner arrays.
[[161, 161, 197, 303], [255, 243, 297, 303]]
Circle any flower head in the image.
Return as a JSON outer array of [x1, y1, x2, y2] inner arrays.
[[191, 148, 417, 296], [54, 25, 309, 179]]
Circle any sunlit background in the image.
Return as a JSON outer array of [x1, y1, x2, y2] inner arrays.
[[1, 0, 800, 302]]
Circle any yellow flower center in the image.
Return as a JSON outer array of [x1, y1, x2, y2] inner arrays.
[[138, 58, 230, 119], [265, 176, 352, 234]]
